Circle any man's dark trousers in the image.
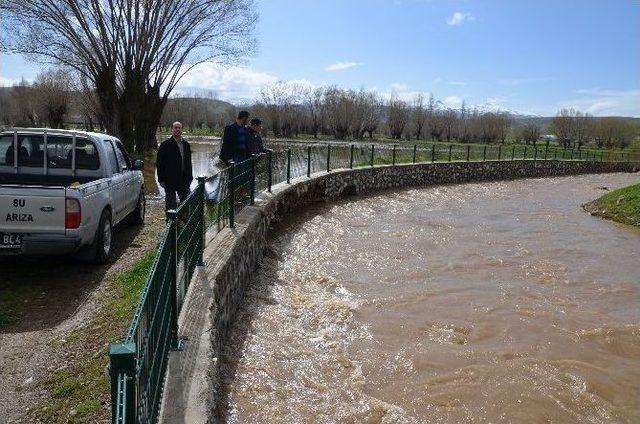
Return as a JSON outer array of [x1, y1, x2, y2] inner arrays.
[[165, 185, 191, 210]]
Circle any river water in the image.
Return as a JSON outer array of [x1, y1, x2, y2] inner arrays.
[[219, 172, 640, 424]]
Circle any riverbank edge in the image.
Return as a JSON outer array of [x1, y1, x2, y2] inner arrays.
[[158, 159, 640, 423], [583, 183, 640, 227]]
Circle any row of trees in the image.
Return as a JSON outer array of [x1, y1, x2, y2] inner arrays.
[[2, 77, 637, 150], [250, 83, 516, 144], [551, 108, 636, 149]]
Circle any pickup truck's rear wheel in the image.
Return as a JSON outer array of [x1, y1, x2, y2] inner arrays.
[[130, 190, 145, 226], [92, 209, 113, 264]]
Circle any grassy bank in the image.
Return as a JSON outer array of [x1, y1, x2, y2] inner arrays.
[[584, 183, 640, 227], [31, 252, 155, 423]]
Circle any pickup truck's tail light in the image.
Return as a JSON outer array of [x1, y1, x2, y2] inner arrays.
[[65, 198, 81, 229]]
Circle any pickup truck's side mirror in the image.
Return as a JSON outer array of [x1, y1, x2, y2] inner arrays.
[[132, 159, 144, 171]]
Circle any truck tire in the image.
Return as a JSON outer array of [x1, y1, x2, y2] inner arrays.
[[91, 209, 113, 264], [130, 190, 145, 226]]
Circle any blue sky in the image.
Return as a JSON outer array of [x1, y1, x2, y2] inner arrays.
[[1, 0, 639, 116]]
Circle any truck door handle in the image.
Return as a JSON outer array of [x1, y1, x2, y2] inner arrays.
[[40, 206, 55, 212]]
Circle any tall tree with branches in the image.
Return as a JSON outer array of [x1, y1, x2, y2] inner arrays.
[[2, 0, 256, 152]]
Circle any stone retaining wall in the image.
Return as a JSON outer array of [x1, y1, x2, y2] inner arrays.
[[160, 159, 639, 423]]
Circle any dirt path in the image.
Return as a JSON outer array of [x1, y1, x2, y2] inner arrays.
[[0, 200, 165, 423]]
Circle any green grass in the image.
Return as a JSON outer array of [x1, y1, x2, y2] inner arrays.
[[0, 285, 39, 327], [584, 183, 640, 227], [31, 252, 155, 423]]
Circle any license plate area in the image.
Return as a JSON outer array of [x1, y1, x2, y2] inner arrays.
[[0, 233, 23, 249]]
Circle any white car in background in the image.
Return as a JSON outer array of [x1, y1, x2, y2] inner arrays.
[[0, 128, 145, 263]]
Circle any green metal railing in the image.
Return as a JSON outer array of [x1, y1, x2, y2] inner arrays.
[[109, 141, 638, 423]]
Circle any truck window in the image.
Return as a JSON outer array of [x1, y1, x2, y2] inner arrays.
[[0, 135, 13, 166], [106, 142, 119, 174], [111, 140, 130, 171], [16, 135, 45, 167]]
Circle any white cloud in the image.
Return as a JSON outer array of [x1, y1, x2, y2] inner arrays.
[[382, 82, 431, 102], [176, 63, 278, 101], [558, 88, 640, 117], [443, 95, 464, 108], [447, 12, 475, 26], [325, 61, 362, 72], [498, 77, 556, 86]]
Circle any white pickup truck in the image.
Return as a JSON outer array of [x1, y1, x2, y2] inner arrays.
[[0, 128, 145, 263]]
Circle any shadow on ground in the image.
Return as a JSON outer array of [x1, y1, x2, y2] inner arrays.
[[0, 222, 143, 333]]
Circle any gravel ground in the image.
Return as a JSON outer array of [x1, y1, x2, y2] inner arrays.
[[0, 199, 166, 423]]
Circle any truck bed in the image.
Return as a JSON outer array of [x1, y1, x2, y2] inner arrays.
[[0, 173, 98, 187]]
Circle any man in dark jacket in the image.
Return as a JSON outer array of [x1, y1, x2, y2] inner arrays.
[[248, 118, 270, 155], [219, 110, 250, 163], [157, 121, 193, 210]]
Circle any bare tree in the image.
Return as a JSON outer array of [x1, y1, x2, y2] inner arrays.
[[551, 108, 575, 149], [411, 94, 427, 140], [33, 69, 72, 128], [521, 123, 541, 145], [11, 79, 38, 126], [2, 0, 256, 152], [387, 97, 409, 139]]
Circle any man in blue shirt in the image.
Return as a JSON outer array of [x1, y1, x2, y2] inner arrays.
[[220, 110, 251, 164]]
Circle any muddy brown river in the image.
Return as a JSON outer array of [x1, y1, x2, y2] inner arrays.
[[221, 172, 640, 424]]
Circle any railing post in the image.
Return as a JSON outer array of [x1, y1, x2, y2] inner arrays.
[[228, 162, 235, 228], [498, 145, 502, 161], [466, 145, 470, 161], [483, 145, 487, 161], [370, 144, 375, 167], [511, 145, 515, 161], [533, 146, 537, 163], [286, 148, 291, 183], [197, 177, 206, 266], [249, 155, 256, 206], [307, 146, 312, 177], [571, 148, 574, 160], [349, 144, 354, 169], [110, 342, 136, 424], [544, 145, 548, 160], [523, 146, 527, 160], [413, 144, 417, 163], [165, 210, 179, 346], [267, 151, 272, 193], [448, 144, 452, 162], [431, 144, 435, 162], [554, 148, 558, 160], [392, 145, 397, 165], [326, 144, 331, 172]]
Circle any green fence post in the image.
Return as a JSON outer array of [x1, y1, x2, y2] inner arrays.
[[370, 144, 375, 167], [392, 145, 397, 165], [326, 144, 331, 172], [431, 144, 435, 162], [228, 162, 235, 228], [511, 145, 515, 161], [165, 211, 179, 347], [533, 147, 537, 162], [197, 177, 205, 266], [554, 148, 557, 160], [498, 145, 502, 161], [466, 145, 470, 161], [448, 144, 452, 162], [413, 144, 417, 163], [267, 151, 272, 192], [307, 146, 312, 177], [571, 148, 574, 160], [544, 145, 548, 160], [286, 148, 291, 183], [349, 144, 354, 169], [249, 156, 256, 206], [523, 145, 527, 160], [110, 342, 136, 424], [483, 145, 487, 161]]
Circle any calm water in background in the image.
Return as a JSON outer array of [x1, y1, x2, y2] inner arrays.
[[220, 172, 640, 424]]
